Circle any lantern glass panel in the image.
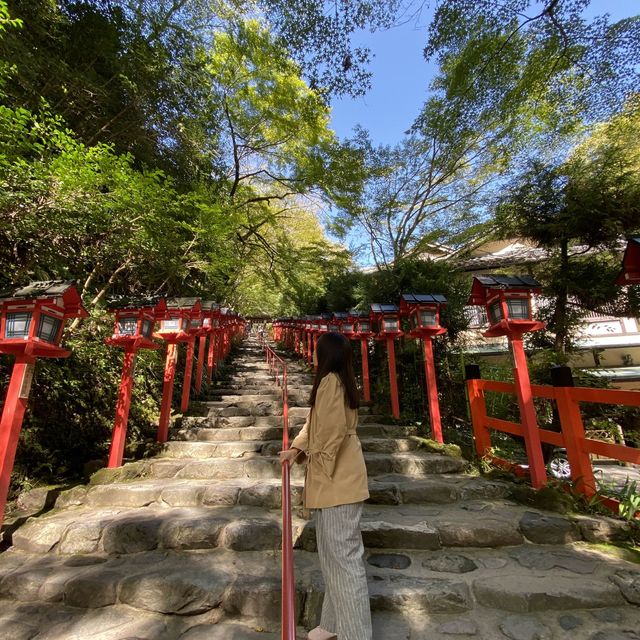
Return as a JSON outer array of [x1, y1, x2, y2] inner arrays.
[[420, 310, 437, 326], [142, 319, 153, 338], [203, 317, 211, 328], [383, 317, 399, 332], [118, 315, 138, 336], [359, 320, 371, 333], [180, 317, 189, 330], [190, 318, 202, 329], [507, 298, 530, 320], [488, 301, 503, 325], [161, 318, 181, 331], [5, 312, 32, 338], [342, 323, 353, 333], [328, 323, 339, 332], [37, 313, 62, 343]]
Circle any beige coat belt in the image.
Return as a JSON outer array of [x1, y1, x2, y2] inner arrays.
[[304, 430, 358, 478]]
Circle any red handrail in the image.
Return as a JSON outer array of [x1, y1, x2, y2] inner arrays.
[[263, 339, 296, 640]]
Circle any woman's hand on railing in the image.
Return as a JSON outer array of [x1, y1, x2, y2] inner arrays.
[[279, 448, 300, 466]]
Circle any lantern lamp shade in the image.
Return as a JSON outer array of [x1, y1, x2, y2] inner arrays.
[[419, 309, 438, 326], [117, 315, 139, 336], [5, 311, 32, 339], [37, 313, 62, 342], [488, 301, 503, 325], [506, 298, 530, 320], [160, 318, 182, 331], [142, 318, 153, 338], [358, 318, 371, 333]]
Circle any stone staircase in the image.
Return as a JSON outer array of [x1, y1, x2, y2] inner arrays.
[[0, 338, 639, 640]]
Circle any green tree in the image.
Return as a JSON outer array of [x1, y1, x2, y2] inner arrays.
[[495, 99, 640, 354]]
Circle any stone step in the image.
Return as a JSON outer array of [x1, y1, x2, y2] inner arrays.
[[158, 438, 422, 459], [54, 474, 512, 511], [174, 423, 419, 442], [0, 542, 635, 631], [89, 451, 468, 485], [13, 498, 631, 559]]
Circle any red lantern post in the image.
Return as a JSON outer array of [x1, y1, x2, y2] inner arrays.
[[401, 293, 448, 443], [205, 303, 221, 384], [349, 311, 373, 402], [468, 275, 547, 488], [0, 281, 87, 524], [616, 237, 640, 285], [105, 296, 167, 468], [370, 304, 403, 419], [153, 298, 201, 443], [195, 301, 217, 394]]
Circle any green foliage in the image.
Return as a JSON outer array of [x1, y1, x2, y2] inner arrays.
[[495, 99, 640, 353], [618, 480, 640, 523]]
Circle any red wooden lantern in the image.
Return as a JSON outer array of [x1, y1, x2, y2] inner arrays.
[[400, 293, 448, 443], [468, 275, 543, 339], [153, 297, 202, 443], [0, 280, 88, 524], [467, 275, 547, 488], [616, 237, 640, 285], [370, 303, 403, 419], [105, 295, 167, 468]]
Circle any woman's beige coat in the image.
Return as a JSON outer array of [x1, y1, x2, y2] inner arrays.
[[290, 372, 369, 509]]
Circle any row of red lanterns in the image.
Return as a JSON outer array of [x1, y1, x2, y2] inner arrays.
[[273, 276, 550, 446], [0, 282, 244, 525]]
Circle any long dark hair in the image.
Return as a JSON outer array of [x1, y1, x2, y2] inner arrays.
[[310, 332, 360, 410]]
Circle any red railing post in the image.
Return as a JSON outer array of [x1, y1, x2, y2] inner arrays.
[[511, 337, 547, 488], [551, 366, 596, 496], [465, 364, 492, 458]]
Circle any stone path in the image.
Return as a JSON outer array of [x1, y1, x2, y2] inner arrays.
[[0, 338, 639, 639]]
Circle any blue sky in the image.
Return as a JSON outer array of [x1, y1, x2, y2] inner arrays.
[[329, 0, 640, 146]]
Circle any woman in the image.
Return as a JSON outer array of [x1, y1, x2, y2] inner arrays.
[[279, 332, 372, 640]]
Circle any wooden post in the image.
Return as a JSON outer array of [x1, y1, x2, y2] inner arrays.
[[386, 335, 400, 419], [511, 337, 547, 488], [465, 364, 492, 458], [108, 348, 137, 468], [551, 365, 596, 496], [157, 343, 178, 443], [181, 337, 196, 413], [360, 338, 371, 402], [423, 337, 443, 443], [195, 335, 206, 394], [0, 356, 36, 524]]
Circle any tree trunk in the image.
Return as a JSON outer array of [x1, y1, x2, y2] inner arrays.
[[553, 238, 569, 355]]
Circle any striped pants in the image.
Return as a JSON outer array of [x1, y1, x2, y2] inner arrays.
[[316, 502, 372, 640]]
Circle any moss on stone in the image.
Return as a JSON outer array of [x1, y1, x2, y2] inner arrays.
[[413, 437, 462, 459]]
